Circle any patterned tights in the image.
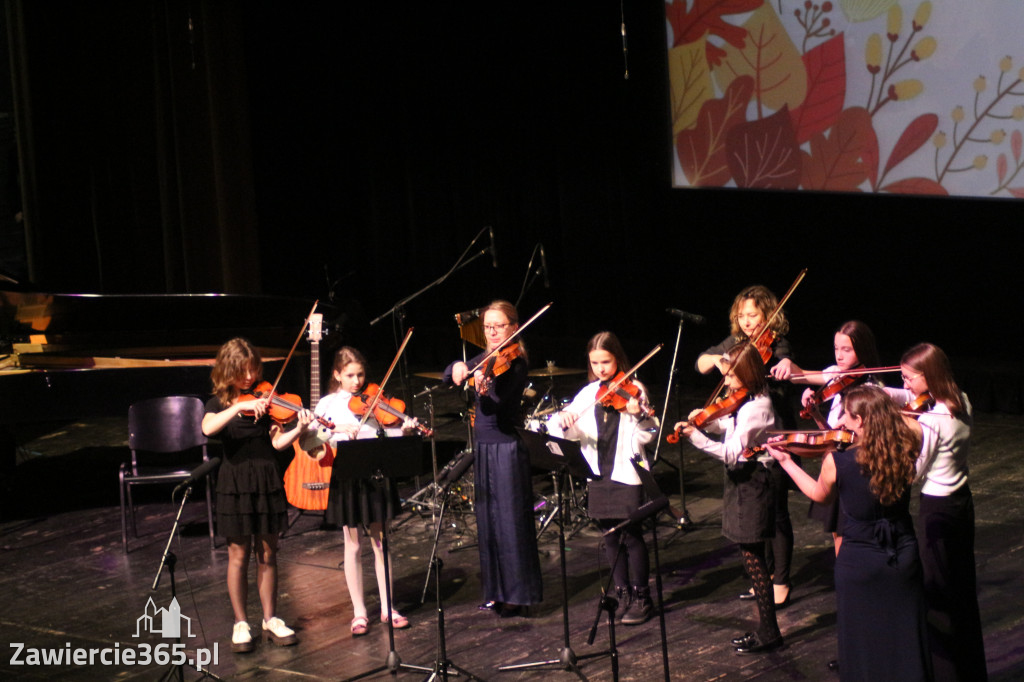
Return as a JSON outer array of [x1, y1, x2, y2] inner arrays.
[[740, 542, 780, 642]]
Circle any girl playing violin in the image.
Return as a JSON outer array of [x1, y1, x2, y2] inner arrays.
[[675, 342, 782, 654], [443, 300, 542, 617], [556, 332, 658, 625], [312, 346, 418, 636], [885, 343, 986, 681], [766, 385, 929, 681], [788, 320, 881, 554], [201, 338, 312, 653], [696, 285, 796, 608]]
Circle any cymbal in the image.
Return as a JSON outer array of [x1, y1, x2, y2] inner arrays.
[[414, 371, 445, 380], [528, 365, 585, 377]]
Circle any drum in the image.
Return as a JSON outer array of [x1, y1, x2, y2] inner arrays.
[[524, 412, 563, 436]]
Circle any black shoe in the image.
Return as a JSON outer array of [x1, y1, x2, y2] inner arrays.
[[731, 632, 755, 647], [478, 601, 500, 611], [738, 587, 756, 600], [613, 586, 631, 623], [622, 586, 652, 626], [498, 604, 523, 618], [827, 659, 839, 673], [734, 634, 784, 655]]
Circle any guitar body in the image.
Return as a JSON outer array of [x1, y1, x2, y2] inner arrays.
[[283, 313, 335, 510]]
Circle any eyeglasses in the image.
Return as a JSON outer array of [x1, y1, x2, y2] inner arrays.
[[483, 323, 509, 332], [901, 372, 923, 383]]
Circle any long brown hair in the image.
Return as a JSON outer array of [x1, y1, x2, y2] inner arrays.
[[728, 285, 789, 339], [901, 343, 965, 418], [842, 385, 918, 506], [211, 338, 263, 407], [328, 346, 367, 393], [585, 331, 630, 383], [724, 341, 768, 396]]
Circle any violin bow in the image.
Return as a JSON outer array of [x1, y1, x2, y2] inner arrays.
[[703, 270, 807, 408], [786, 365, 901, 380], [356, 326, 415, 431], [465, 301, 553, 376], [573, 344, 663, 416], [266, 300, 319, 398]]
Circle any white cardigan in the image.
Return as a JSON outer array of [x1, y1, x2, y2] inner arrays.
[[559, 379, 658, 485]]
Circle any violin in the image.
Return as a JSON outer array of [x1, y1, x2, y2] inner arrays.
[[800, 372, 861, 427], [751, 326, 776, 365], [760, 428, 856, 458], [473, 343, 523, 393], [904, 392, 934, 414], [240, 381, 335, 430], [666, 388, 749, 443], [596, 371, 655, 417], [348, 383, 434, 437]]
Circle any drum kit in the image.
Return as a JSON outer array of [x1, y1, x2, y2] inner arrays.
[[410, 355, 593, 538]]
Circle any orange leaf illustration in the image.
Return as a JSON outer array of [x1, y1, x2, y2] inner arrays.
[[726, 106, 802, 189], [676, 76, 755, 186], [879, 177, 949, 196], [666, 0, 763, 67], [884, 114, 939, 175], [800, 107, 873, 192]]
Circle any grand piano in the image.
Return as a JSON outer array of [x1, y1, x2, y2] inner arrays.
[[0, 285, 330, 424]]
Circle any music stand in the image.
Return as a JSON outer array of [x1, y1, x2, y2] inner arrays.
[[628, 457, 673, 681], [498, 429, 604, 678], [336, 436, 434, 681]]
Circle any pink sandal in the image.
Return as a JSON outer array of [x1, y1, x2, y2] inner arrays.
[[382, 611, 410, 629], [350, 616, 369, 637]]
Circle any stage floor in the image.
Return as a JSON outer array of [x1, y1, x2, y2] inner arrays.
[[1, 390, 1022, 680]]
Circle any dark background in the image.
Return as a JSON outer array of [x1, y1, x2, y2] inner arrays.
[[2, 1, 1020, 405]]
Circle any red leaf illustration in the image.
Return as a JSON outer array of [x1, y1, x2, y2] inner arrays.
[[666, 0, 763, 67], [879, 177, 948, 196], [677, 76, 755, 186], [789, 34, 847, 145], [1013, 130, 1022, 164], [998, 154, 1008, 185], [800, 107, 872, 191], [1008, 187, 1024, 198], [725, 106, 802, 189], [883, 114, 939, 175]]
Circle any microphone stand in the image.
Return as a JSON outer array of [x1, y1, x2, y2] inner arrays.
[[151, 485, 221, 681], [369, 227, 492, 409], [652, 314, 694, 540]]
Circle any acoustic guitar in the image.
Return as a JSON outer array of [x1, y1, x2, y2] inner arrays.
[[283, 313, 335, 510]]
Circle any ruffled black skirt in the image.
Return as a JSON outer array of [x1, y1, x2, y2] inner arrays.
[[216, 455, 288, 537]]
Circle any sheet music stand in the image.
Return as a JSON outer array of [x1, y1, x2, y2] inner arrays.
[[498, 429, 603, 678], [335, 436, 434, 681]]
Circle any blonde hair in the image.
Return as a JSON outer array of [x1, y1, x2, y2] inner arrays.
[[211, 338, 263, 407]]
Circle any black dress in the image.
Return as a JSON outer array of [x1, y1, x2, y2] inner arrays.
[[833, 448, 930, 681], [205, 396, 288, 537]]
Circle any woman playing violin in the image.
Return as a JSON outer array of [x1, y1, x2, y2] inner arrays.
[[556, 332, 658, 625], [443, 300, 542, 617], [312, 346, 418, 636], [789, 320, 881, 555], [201, 338, 312, 653], [675, 342, 783, 654], [766, 385, 929, 682], [885, 343, 986, 681], [696, 284, 797, 608]]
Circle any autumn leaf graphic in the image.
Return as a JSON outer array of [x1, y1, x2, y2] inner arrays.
[[666, 0, 763, 67], [726, 106, 803, 189]]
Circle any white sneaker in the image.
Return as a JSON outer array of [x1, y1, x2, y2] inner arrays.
[[262, 616, 297, 646], [231, 621, 255, 653]]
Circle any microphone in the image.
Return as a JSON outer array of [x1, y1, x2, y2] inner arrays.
[[454, 307, 481, 326], [602, 496, 669, 536], [666, 308, 706, 325], [172, 457, 221, 496], [489, 226, 498, 268], [539, 244, 550, 288]]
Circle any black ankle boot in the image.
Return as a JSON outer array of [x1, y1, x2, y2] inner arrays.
[[622, 586, 652, 625], [613, 586, 631, 623]]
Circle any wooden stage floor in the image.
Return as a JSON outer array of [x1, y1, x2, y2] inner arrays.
[[1, 402, 1022, 680]]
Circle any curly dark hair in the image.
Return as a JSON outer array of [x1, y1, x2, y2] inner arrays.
[[842, 385, 918, 506]]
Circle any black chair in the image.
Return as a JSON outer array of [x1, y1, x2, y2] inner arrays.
[[119, 396, 215, 553]]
